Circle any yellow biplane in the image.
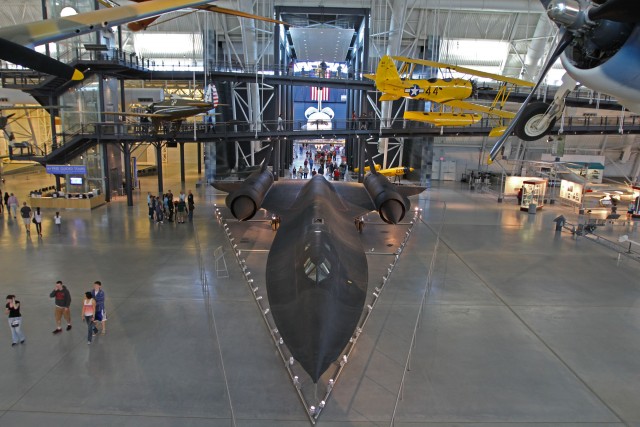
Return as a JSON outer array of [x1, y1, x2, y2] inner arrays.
[[354, 164, 414, 178], [365, 56, 553, 140]]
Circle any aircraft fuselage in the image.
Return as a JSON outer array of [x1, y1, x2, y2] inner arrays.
[[265, 176, 368, 382]]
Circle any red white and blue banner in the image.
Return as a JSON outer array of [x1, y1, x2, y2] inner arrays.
[[311, 87, 329, 101]]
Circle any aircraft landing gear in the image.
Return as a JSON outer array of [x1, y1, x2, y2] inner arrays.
[[513, 102, 556, 141]]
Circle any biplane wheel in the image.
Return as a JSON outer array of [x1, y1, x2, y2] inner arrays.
[[514, 102, 556, 141]]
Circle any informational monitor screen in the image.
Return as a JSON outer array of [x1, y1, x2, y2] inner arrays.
[[70, 177, 83, 185]]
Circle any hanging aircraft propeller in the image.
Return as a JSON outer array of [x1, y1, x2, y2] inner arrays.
[[489, 0, 640, 162]]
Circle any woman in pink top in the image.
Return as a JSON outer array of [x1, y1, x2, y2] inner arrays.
[[81, 292, 96, 345]]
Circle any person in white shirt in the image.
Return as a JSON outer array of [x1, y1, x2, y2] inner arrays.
[[34, 207, 43, 237], [54, 212, 62, 233], [7, 193, 18, 218]]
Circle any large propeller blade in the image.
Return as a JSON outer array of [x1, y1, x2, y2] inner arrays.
[[0, 38, 83, 81], [488, 30, 573, 162]]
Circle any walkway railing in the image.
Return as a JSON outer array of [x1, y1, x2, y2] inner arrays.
[[12, 113, 640, 163], [0, 46, 631, 108]]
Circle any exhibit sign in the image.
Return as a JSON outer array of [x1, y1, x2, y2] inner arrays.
[[46, 164, 87, 175], [559, 180, 583, 204]]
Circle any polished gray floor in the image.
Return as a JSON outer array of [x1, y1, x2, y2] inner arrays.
[[1, 166, 640, 427]]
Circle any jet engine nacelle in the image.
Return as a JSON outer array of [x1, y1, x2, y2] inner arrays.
[[363, 173, 407, 224], [226, 169, 274, 221]]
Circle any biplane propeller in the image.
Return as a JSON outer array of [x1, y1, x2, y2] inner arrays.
[[365, 56, 552, 140]]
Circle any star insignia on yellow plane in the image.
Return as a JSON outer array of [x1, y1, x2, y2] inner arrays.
[[405, 84, 424, 97]]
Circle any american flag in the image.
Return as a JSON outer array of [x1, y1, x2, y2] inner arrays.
[[311, 87, 329, 101], [204, 83, 219, 108]]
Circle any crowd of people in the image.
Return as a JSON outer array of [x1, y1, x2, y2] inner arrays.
[[2, 188, 62, 238], [291, 143, 347, 181], [147, 189, 195, 224], [5, 280, 107, 346]]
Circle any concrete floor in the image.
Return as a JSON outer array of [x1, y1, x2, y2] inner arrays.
[[1, 162, 640, 427]]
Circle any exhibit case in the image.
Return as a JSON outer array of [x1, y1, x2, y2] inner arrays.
[[520, 179, 547, 211]]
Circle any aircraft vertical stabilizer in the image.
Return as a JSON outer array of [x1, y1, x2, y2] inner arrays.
[[365, 56, 402, 98], [375, 56, 401, 83]]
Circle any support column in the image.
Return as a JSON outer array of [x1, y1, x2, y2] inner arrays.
[[197, 142, 202, 174], [98, 75, 110, 202], [357, 136, 365, 183], [238, 0, 261, 153], [274, 139, 280, 181], [119, 78, 131, 205], [102, 142, 111, 202], [179, 142, 185, 184], [123, 141, 133, 206], [50, 96, 58, 150], [380, 0, 407, 167], [520, 15, 553, 80], [273, 13, 282, 76], [41, 0, 50, 56], [156, 142, 164, 194]]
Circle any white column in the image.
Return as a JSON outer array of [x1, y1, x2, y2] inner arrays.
[[237, 0, 261, 133], [381, 0, 408, 168], [521, 15, 554, 81]]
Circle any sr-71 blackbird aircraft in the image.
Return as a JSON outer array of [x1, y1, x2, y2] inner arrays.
[[213, 150, 425, 382]]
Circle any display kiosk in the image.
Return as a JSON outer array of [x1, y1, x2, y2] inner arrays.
[[29, 194, 106, 210], [520, 179, 547, 212]]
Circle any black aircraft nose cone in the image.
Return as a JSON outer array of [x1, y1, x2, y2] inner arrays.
[[230, 195, 256, 220], [379, 199, 404, 224]]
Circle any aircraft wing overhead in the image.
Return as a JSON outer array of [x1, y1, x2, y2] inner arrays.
[[102, 111, 169, 119], [198, 5, 288, 26], [444, 100, 517, 119], [0, 0, 214, 81], [0, 0, 214, 46], [392, 56, 535, 87]]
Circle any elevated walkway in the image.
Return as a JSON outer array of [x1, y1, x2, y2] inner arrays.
[[0, 51, 625, 110], [9, 116, 640, 164]]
